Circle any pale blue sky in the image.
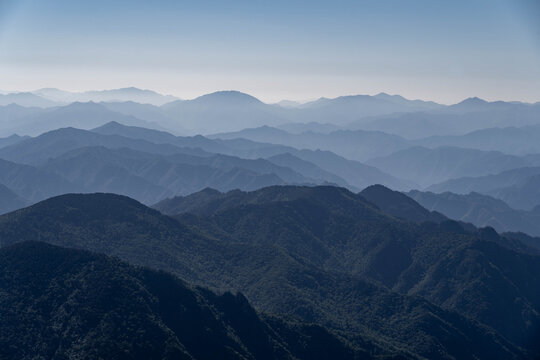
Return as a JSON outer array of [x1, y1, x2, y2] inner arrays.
[[0, 0, 539, 103]]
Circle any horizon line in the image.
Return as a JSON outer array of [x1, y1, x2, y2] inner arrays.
[[1, 87, 539, 106]]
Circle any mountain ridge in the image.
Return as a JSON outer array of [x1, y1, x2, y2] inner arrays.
[[0, 189, 533, 358]]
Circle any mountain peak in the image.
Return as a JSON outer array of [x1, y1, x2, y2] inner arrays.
[[360, 184, 447, 223], [374, 92, 404, 100], [457, 97, 488, 105], [118, 86, 143, 92], [192, 91, 263, 105], [92, 120, 124, 130], [63, 100, 101, 108]]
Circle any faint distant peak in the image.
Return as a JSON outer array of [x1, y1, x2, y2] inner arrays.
[[62, 101, 103, 109], [457, 97, 488, 105], [0, 92, 60, 108], [116, 86, 146, 93], [88, 87, 165, 96], [191, 90, 263, 104], [32, 87, 179, 106], [374, 92, 405, 100], [93, 120, 124, 130], [3, 103, 27, 109], [448, 97, 492, 112], [301, 93, 442, 109]]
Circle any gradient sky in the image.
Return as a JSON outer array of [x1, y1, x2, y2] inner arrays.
[[0, 0, 539, 103]]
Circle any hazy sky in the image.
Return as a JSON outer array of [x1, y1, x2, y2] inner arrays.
[[0, 0, 539, 103]]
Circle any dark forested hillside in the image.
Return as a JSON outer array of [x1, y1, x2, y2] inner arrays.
[[158, 186, 540, 354], [0, 189, 537, 358], [0, 241, 363, 360]]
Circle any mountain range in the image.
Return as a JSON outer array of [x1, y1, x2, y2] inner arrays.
[[4, 89, 539, 137], [34, 87, 180, 105], [155, 186, 540, 354], [355, 99, 540, 139], [366, 146, 540, 187], [2, 87, 540, 358], [1, 187, 539, 358], [428, 166, 540, 210], [0, 122, 417, 213], [0, 92, 58, 108], [408, 190, 540, 239], [417, 124, 540, 155], [211, 126, 411, 161], [0, 101, 164, 137]]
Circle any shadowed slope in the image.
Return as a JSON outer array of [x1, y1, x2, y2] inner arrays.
[[0, 191, 527, 358], [0, 241, 360, 360]]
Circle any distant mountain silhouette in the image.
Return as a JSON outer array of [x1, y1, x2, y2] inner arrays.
[[34, 87, 179, 106], [0, 158, 76, 203], [0, 92, 59, 108], [0, 123, 415, 209], [447, 97, 535, 114], [367, 146, 536, 187], [161, 91, 286, 133], [101, 101, 187, 134], [187, 90, 264, 106], [373, 92, 442, 109], [92, 121, 239, 155], [297, 94, 443, 124], [0, 134, 30, 149], [428, 166, 540, 210], [93, 120, 180, 143], [40, 146, 316, 203], [275, 122, 341, 134], [0, 183, 27, 215], [267, 153, 353, 189], [0, 127, 205, 166], [355, 112, 470, 139], [4, 90, 539, 140], [91, 121, 412, 190], [448, 97, 490, 112], [1, 101, 165, 136], [0, 104, 44, 134], [409, 190, 540, 238], [353, 100, 540, 139], [417, 124, 540, 155], [282, 148, 416, 191], [211, 126, 411, 161], [153, 91, 452, 133], [94, 121, 295, 158]]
